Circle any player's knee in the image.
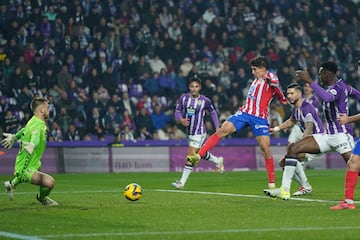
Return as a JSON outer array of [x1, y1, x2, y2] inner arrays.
[[44, 177, 55, 189], [287, 143, 298, 156]]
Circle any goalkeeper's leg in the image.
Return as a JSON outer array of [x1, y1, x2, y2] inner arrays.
[[31, 171, 58, 206]]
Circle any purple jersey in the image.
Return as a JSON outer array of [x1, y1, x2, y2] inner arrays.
[[175, 93, 218, 135], [311, 79, 353, 135], [304, 95, 321, 113], [291, 101, 324, 134]]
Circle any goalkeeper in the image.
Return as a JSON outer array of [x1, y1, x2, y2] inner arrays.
[[2, 97, 58, 206]]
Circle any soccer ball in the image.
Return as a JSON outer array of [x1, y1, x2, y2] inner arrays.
[[124, 183, 142, 201]]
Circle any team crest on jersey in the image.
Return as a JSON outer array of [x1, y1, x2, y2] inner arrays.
[[329, 89, 337, 95], [248, 85, 256, 99]]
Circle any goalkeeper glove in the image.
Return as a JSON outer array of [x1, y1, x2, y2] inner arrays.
[[23, 142, 35, 155], [1, 133, 16, 149]]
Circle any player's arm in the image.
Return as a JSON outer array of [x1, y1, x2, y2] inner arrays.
[[271, 118, 296, 134], [174, 97, 189, 127], [347, 85, 360, 101], [296, 69, 335, 102], [310, 81, 335, 102], [1, 128, 25, 149], [274, 87, 288, 104], [210, 110, 220, 129], [337, 113, 360, 125]]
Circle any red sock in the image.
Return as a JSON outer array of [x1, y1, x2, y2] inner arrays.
[[198, 134, 221, 158], [265, 157, 275, 184], [345, 171, 358, 201]]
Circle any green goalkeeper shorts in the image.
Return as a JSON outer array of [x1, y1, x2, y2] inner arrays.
[[16, 168, 37, 182]]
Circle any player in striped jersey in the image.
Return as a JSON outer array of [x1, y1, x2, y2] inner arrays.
[[268, 83, 324, 197], [171, 76, 224, 189], [187, 56, 288, 189], [264, 62, 360, 202]]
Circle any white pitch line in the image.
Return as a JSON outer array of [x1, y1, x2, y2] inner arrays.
[[39, 226, 360, 238], [1, 188, 357, 204], [151, 188, 359, 204], [0, 231, 44, 240]]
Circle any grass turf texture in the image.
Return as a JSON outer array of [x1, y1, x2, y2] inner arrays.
[[1, 170, 360, 240]]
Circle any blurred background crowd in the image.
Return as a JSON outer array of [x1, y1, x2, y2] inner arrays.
[[0, 0, 360, 142]]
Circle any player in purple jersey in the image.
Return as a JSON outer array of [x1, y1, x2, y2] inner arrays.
[[268, 83, 324, 197], [264, 61, 360, 200], [283, 82, 322, 195], [171, 76, 224, 189], [303, 82, 321, 111]]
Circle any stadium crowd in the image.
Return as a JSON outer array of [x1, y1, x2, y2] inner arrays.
[[0, 0, 360, 142]]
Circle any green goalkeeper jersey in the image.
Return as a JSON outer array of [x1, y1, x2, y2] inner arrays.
[[14, 116, 47, 174]]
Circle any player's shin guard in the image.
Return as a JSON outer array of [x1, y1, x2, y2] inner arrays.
[[282, 157, 298, 192], [345, 171, 358, 202], [198, 134, 221, 158], [265, 157, 275, 186], [39, 186, 52, 200]]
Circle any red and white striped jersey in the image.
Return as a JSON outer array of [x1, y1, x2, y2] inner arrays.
[[239, 72, 287, 119]]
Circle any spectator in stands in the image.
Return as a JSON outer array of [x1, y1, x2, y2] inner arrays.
[[56, 106, 72, 134], [103, 104, 124, 136], [158, 68, 176, 98], [87, 106, 105, 139], [143, 71, 161, 97], [150, 104, 173, 131], [3, 110, 20, 134], [135, 106, 154, 138], [64, 122, 82, 141]]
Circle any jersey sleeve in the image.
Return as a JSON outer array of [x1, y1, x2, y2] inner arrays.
[[174, 95, 184, 121], [265, 72, 279, 87]]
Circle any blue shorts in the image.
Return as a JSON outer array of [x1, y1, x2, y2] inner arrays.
[[352, 140, 360, 155], [227, 111, 270, 137]]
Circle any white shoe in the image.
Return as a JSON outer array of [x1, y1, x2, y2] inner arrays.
[[216, 157, 224, 174], [171, 181, 184, 190], [4, 181, 15, 201], [293, 186, 312, 196], [37, 194, 59, 206]]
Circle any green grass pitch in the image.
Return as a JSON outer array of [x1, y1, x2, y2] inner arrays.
[[1, 169, 360, 240]]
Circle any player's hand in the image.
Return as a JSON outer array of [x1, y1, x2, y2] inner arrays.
[[295, 70, 313, 83], [270, 126, 280, 135], [180, 117, 189, 127], [269, 128, 275, 135], [23, 142, 35, 155], [1, 133, 16, 149], [337, 114, 349, 125]]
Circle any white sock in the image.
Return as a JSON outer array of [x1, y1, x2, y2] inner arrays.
[[293, 171, 302, 186], [203, 152, 219, 164], [180, 165, 192, 186], [295, 161, 311, 188], [282, 157, 298, 192]]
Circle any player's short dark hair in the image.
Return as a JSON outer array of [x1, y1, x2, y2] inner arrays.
[[189, 75, 201, 85], [287, 83, 302, 92], [249, 56, 269, 70], [320, 61, 338, 74], [30, 97, 49, 112]]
